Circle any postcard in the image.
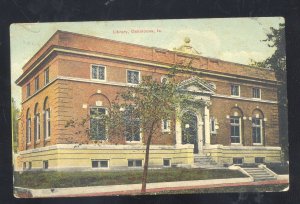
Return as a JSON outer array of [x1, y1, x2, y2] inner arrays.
[[11, 18, 289, 198]]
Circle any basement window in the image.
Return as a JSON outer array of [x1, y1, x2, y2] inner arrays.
[[128, 159, 142, 167], [92, 160, 109, 168], [233, 157, 244, 165], [23, 162, 26, 170], [255, 157, 265, 164], [163, 159, 171, 167], [43, 160, 48, 169], [28, 162, 32, 170]]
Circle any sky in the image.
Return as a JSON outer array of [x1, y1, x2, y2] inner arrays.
[[10, 17, 284, 107]]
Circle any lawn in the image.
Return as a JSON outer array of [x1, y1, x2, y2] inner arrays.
[[266, 163, 289, 175], [14, 168, 247, 189]]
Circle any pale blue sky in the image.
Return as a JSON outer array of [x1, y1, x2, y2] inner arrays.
[[10, 17, 284, 107]]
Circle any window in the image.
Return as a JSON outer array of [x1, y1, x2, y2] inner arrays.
[[23, 162, 26, 170], [252, 118, 263, 144], [230, 117, 241, 144], [253, 88, 261, 99], [26, 83, 30, 98], [34, 104, 40, 142], [26, 109, 31, 144], [231, 85, 240, 96], [233, 157, 243, 165], [163, 159, 171, 167], [162, 120, 171, 132], [124, 107, 140, 142], [161, 76, 169, 84], [91, 65, 105, 80], [44, 68, 49, 85], [28, 162, 32, 170], [44, 98, 50, 139], [210, 117, 217, 134], [127, 70, 140, 84], [128, 159, 142, 167], [90, 107, 107, 140], [35, 76, 39, 92], [92, 160, 109, 168], [255, 157, 265, 164], [43, 161, 48, 169]]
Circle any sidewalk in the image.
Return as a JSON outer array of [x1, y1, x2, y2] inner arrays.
[[14, 176, 289, 198]]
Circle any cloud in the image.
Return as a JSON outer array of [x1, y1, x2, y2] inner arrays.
[[168, 29, 221, 57], [219, 50, 267, 65]]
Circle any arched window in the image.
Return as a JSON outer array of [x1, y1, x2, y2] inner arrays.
[[90, 106, 107, 140], [252, 109, 264, 145], [26, 109, 31, 144], [43, 97, 51, 139], [34, 103, 40, 142], [229, 107, 243, 144]]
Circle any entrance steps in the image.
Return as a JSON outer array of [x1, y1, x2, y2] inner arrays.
[[192, 154, 225, 169], [242, 167, 277, 181]]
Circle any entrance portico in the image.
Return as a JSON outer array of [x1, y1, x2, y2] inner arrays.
[[175, 77, 215, 155]]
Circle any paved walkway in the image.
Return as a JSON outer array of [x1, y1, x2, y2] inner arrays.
[[16, 176, 289, 198]]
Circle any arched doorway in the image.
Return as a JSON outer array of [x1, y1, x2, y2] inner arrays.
[[182, 112, 198, 153]]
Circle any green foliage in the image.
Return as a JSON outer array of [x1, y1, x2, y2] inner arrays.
[[11, 98, 20, 152], [249, 23, 288, 161], [250, 23, 286, 71], [14, 168, 246, 189]]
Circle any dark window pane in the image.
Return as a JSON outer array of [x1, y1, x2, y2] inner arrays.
[[135, 160, 142, 167], [128, 160, 133, 167], [92, 161, 98, 168], [163, 159, 170, 166], [100, 161, 108, 167]]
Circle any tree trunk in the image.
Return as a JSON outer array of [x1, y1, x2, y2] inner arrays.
[[141, 121, 155, 194]]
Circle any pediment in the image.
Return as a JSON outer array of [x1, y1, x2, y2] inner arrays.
[[178, 77, 216, 95]]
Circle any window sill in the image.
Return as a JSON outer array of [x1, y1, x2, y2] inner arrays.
[[26, 142, 31, 145], [162, 130, 171, 133], [230, 143, 242, 146], [253, 143, 263, 146], [91, 78, 106, 82], [126, 141, 142, 144], [45, 138, 51, 142], [35, 140, 40, 144]]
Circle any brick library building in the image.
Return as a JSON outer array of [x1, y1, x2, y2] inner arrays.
[[15, 30, 283, 171]]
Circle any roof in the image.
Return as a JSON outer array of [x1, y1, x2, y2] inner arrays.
[[16, 30, 277, 86]]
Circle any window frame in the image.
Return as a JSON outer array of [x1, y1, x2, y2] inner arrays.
[[128, 159, 143, 168], [233, 157, 244, 165], [252, 118, 263, 145], [34, 113, 40, 142], [91, 159, 109, 169], [255, 157, 265, 164], [252, 87, 261, 99], [26, 117, 31, 144], [230, 116, 242, 144], [26, 83, 31, 98], [161, 119, 171, 133], [126, 69, 140, 85], [90, 64, 106, 81], [124, 107, 141, 143], [44, 68, 49, 85], [230, 84, 240, 97], [44, 108, 51, 140], [163, 158, 171, 167], [89, 106, 108, 141], [210, 117, 217, 134], [34, 76, 39, 92], [43, 160, 48, 169]]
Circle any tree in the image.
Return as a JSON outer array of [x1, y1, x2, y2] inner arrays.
[[250, 23, 288, 161], [66, 62, 193, 193], [11, 97, 20, 152]]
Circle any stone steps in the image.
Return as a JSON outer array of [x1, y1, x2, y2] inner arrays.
[[242, 167, 277, 181]]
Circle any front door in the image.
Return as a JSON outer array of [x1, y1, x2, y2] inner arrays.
[[182, 112, 198, 153]]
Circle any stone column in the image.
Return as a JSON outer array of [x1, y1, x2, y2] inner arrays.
[[204, 105, 210, 145], [175, 118, 182, 145]]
